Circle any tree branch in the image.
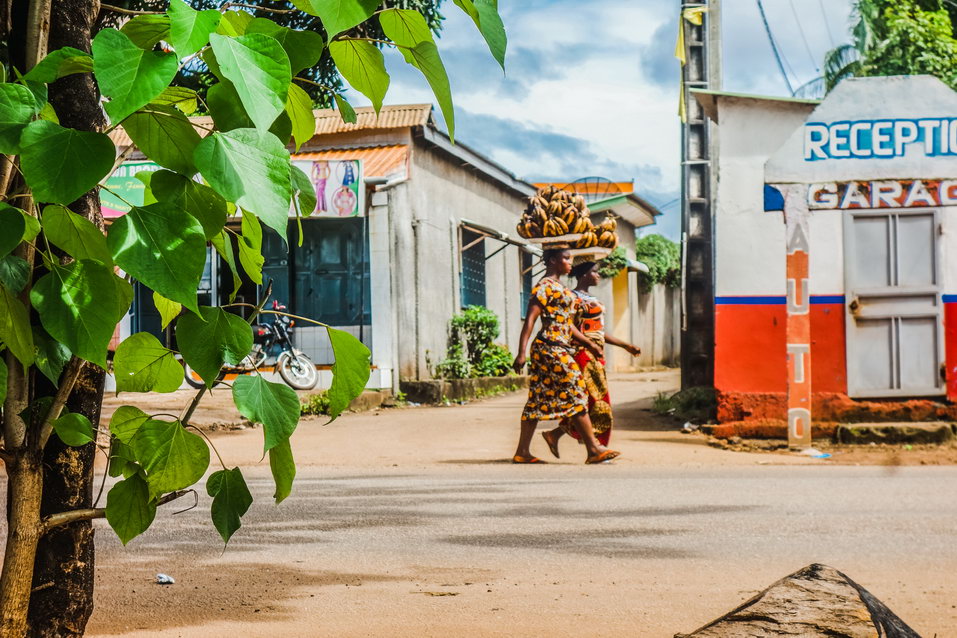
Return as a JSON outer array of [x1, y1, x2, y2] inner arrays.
[[41, 489, 192, 534], [220, 2, 297, 14], [25, 0, 53, 70], [99, 3, 163, 15], [37, 357, 85, 450]]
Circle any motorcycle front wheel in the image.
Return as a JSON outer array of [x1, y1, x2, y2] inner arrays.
[[278, 351, 319, 390], [183, 363, 224, 389]]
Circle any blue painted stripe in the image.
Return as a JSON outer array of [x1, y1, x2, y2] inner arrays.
[[943, 295, 957, 303], [715, 295, 846, 306]]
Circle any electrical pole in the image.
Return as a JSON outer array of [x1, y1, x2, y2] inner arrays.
[[679, 0, 720, 390]]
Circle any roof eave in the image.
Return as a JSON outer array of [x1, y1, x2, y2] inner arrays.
[[691, 88, 821, 123]]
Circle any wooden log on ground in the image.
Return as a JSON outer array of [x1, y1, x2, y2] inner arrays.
[[676, 563, 921, 638]]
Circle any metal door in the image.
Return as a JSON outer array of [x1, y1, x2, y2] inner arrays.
[[844, 208, 943, 397]]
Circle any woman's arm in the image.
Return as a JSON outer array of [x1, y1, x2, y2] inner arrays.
[[570, 325, 603, 358], [605, 333, 640, 356], [513, 301, 542, 373]]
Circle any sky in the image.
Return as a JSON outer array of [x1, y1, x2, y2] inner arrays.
[[344, 0, 857, 239]]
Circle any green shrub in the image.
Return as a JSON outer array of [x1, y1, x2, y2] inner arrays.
[[652, 386, 716, 422], [435, 343, 472, 379], [472, 343, 513, 377], [301, 392, 330, 416], [435, 306, 514, 379], [635, 234, 681, 293], [598, 246, 629, 279]]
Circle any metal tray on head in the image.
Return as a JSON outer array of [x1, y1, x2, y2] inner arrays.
[[526, 233, 583, 244], [567, 247, 613, 259]]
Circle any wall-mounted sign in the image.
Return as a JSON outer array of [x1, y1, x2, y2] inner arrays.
[[101, 161, 159, 218], [805, 118, 957, 161], [808, 179, 957, 210], [291, 159, 364, 217]]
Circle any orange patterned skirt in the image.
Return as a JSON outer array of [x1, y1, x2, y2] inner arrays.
[[521, 337, 588, 421]]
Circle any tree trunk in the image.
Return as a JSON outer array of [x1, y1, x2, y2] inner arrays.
[[0, 457, 43, 636], [23, 1, 106, 636]]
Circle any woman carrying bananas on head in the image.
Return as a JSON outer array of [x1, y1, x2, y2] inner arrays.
[[511, 245, 621, 465], [540, 257, 641, 458]]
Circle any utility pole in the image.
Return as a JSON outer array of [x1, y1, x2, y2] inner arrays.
[[679, 0, 720, 390]]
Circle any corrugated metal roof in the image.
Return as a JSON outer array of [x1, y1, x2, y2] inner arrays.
[[109, 104, 432, 148], [294, 145, 409, 179], [313, 103, 433, 134]]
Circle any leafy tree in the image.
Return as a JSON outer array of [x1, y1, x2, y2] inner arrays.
[[101, 0, 446, 106], [0, 0, 506, 634], [634, 234, 681, 293], [823, 0, 957, 92]]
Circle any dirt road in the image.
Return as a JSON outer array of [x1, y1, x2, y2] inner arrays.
[[85, 370, 957, 637]]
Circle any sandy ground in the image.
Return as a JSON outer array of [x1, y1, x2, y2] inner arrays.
[[79, 370, 957, 637]]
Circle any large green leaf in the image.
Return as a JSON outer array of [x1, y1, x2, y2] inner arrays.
[[0, 283, 35, 366], [153, 292, 182, 329], [23, 46, 93, 84], [268, 438, 295, 504], [113, 275, 134, 324], [326, 327, 371, 420], [207, 467, 253, 544], [168, 0, 221, 57], [19, 120, 115, 205], [206, 80, 293, 141], [107, 203, 206, 314], [150, 85, 199, 115], [399, 42, 454, 140], [132, 419, 210, 499], [41, 204, 111, 265], [92, 28, 177, 123], [150, 170, 226, 239], [0, 255, 30, 294], [30, 260, 117, 367], [246, 19, 324, 75], [120, 14, 171, 50], [175, 306, 253, 387], [0, 83, 40, 153], [232, 374, 300, 451], [105, 474, 157, 545], [237, 209, 264, 284], [109, 405, 150, 445], [114, 332, 183, 394], [211, 230, 241, 301], [33, 326, 70, 384], [20, 209, 40, 242], [290, 165, 317, 217], [379, 9, 434, 47], [209, 33, 290, 132], [122, 106, 202, 176], [0, 204, 25, 258], [285, 82, 315, 151], [216, 10, 253, 36], [334, 94, 357, 124], [194, 128, 292, 237], [453, 0, 506, 70], [328, 40, 390, 113], [293, 0, 379, 37], [52, 412, 95, 446], [108, 438, 141, 479]]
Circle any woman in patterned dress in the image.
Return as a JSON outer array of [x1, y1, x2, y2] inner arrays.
[[511, 248, 621, 464], [541, 260, 641, 456]]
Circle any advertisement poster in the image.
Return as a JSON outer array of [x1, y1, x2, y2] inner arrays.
[[292, 159, 364, 217], [101, 161, 159, 218]]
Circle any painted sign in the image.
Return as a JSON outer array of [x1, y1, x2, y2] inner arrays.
[[101, 161, 160, 218], [291, 159, 364, 217], [808, 179, 957, 210], [804, 118, 957, 161]]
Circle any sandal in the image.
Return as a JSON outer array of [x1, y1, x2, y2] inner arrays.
[[585, 450, 620, 465], [512, 455, 546, 464], [541, 431, 561, 459]]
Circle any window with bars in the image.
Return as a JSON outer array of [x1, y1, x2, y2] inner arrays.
[[460, 228, 486, 308]]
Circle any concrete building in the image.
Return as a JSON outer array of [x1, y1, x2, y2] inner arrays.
[[695, 76, 957, 440]]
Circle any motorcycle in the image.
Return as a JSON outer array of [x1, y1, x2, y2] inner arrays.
[[183, 301, 319, 390]]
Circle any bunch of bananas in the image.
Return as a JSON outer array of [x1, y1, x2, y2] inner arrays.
[[516, 186, 593, 239], [575, 214, 619, 249]]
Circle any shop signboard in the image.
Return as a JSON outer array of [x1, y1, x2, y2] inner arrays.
[[101, 161, 160, 218], [292, 159, 364, 217]]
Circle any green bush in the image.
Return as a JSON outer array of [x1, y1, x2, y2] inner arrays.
[[300, 392, 330, 416], [435, 306, 515, 379], [598, 246, 629, 279], [635, 234, 681, 293]]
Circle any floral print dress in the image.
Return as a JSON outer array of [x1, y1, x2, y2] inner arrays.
[[521, 277, 588, 421], [559, 290, 613, 445]]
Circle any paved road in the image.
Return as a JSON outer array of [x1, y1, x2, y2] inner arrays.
[[77, 371, 957, 636]]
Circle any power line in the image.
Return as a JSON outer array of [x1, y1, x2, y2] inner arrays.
[[818, 0, 837, 47], [789, 0, 821, 74], [755, 0, 795, 94]]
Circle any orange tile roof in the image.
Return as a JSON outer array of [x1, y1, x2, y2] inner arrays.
[[109, 105, 432, 148], [294, 145, 409, 179]]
